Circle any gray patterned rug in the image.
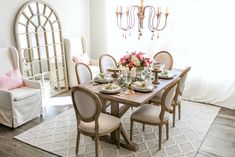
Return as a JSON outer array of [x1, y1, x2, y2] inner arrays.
[[15, 100, 220, 157]]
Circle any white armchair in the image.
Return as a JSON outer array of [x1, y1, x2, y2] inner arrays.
[[0, 47, 42, 128], [64, 36, 99, 87]]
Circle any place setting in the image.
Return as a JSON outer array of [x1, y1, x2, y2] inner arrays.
[[157, 68, 175, 79], [99, 83, 121, 94], [94, 72, 113, 83], [132, 80, 155, 93]]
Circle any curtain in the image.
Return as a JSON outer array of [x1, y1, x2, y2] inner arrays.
[[105, 0, 235, 109]]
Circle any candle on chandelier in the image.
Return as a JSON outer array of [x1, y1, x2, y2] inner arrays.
[[120, 6, 122, 13]]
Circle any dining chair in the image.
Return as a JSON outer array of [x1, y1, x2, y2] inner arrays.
[[153, 51, 173, 70], [71, 86, 121, 157], [130, 78, 179, 150], [75, 63, 92, 84], [150, 67, 191, 127], [99, 54, 117, 73]]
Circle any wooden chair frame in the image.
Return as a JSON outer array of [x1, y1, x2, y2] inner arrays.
[[99, 54, 118, 73], [71, 86, 121, 157], [172, 66, 191, 126], [75, 62, 92, 84], [154, 51, 173, 70], [130, 78, 180, 149]]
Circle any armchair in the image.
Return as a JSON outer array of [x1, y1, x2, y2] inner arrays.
[[64, 36, 99, 87], [0, 47, 42, 128]]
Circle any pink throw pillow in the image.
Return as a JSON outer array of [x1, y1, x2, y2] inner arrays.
[[72, 53, 91, 65], [0, 69, 24, 90]]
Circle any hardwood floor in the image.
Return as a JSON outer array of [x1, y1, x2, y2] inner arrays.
[[0, 105, 72, 157], [0, 100, 234, 157], [197, 107, 235, 157]]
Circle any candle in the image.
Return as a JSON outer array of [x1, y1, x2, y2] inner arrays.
[[116, 6, 119, 12], [120, 6, 122, 13], [121, 67, 127, 76], [131, 67, 136, 77]]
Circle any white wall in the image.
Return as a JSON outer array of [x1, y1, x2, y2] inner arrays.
[[90, 0, 107, 59], [0, 0, 91, 55]]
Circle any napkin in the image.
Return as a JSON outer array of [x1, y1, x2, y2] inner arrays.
[[134, 81, 146, 87], [104, 83, 119, 90], [96, 73, 105, 80]]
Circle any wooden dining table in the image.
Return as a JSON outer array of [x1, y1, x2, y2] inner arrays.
[[79, 68, 183, 151]]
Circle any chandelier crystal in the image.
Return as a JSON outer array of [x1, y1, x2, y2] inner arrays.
[[116, 0, 169, 40]]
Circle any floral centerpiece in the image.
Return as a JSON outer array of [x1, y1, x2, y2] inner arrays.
[[119, 51, 152, 70]]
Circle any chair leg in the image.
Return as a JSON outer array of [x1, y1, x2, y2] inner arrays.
[[95, 136, 99, 157], [76, 130, 80, 154], [130, 120, 133, 141], [116, 126, 121, 149], [166, 122, 169, 140], [178, 103, 181, 120], [173, 107, 176, 127], [142, 124, 145, 131], [158, 125, 162, 150]]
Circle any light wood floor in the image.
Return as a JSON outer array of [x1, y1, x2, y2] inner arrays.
[[197, 107, 235, 157], [0, 101, 234, 156]]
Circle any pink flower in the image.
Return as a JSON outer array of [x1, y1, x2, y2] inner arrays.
[[128, 62, 133, 68], [120, 58, 126, 65], [139, 55, 144, 61], [125, 54, 131, 59], [135, 53, 140, 58]]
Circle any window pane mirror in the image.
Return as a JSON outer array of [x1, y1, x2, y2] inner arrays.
[[15, 0, 68, 97]]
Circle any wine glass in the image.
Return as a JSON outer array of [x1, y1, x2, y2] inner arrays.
[[125, 74, 132, 89]]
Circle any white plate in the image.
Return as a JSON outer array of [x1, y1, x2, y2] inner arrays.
[[100, 86, 121, 94], [94, 77, 113, 83], [132, 85, 154, 93], [158, 73, 174, 79]]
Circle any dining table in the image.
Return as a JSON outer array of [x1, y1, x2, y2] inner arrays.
[[79, 68, 183, 151]]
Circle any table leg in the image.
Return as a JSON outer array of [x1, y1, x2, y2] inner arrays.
[[110, 101, 139, 151]]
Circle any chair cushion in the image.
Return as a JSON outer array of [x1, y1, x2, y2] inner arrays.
[[150, 90, 164, 104], [0, 69, 24, 90], [79, 113, 120, 135], [131, 104, 169, 124], [10, 87, 41, 101]]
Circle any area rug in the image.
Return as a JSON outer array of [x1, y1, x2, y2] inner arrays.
[[15, 100, 220, 157]]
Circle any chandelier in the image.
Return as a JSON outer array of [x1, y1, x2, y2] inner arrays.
[[116, 0, 169, 40]]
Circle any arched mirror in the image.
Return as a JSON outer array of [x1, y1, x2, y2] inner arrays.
[[14, 0, 68, 97]]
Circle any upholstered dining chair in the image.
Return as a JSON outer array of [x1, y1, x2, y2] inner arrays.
[[154, 51, 173, 70], [150, 67, 191, 127], [130, 78, 179, 149], [71, 86, 121, 157], [99, 54, 117, 73], [75, 63, 92, 84]]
